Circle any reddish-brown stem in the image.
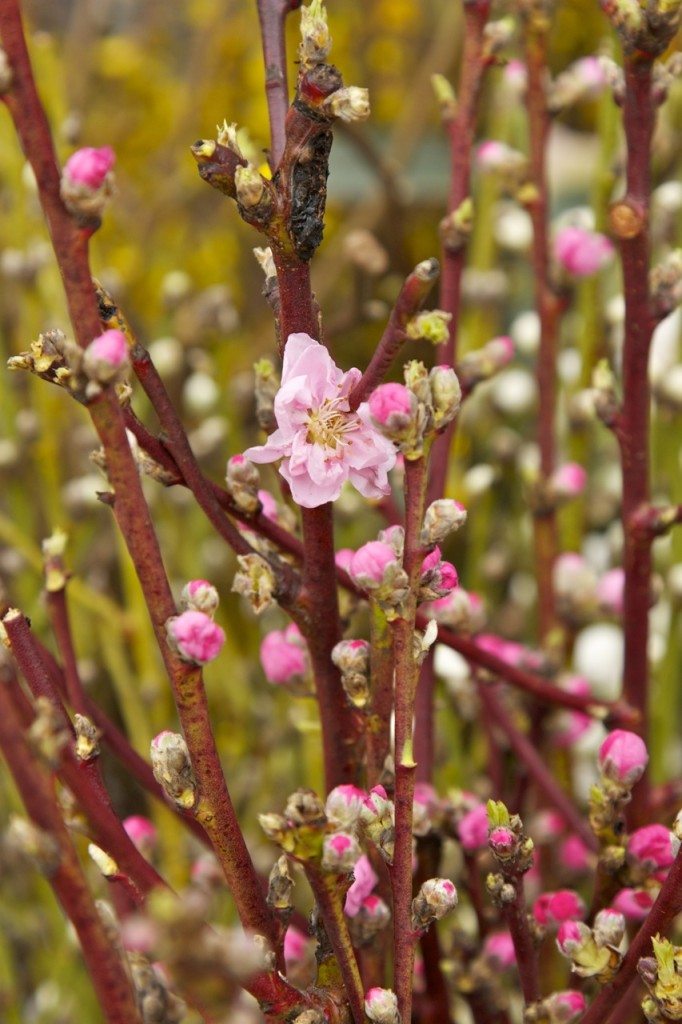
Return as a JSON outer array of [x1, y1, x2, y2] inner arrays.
[[347, 258, 440, 410], [614, 57, 656, 826], [0, 2, 279, 957], [3, 609, 166, 897], [255, 0, 301, 169], [579, 847, 682, 1024], [477, 682, 598, 852], [0, 678, 143, 1024], [45, 586, 88, 716], [413, 649, 436, 783], [272, 251, 319, 351], [499, 874, 539, 1005], [391, 455, 428, 1023], [414, 837, 452, 1024], [306, 867, 365, 1024], [524, 13, 559, 640], [428, 0, 490, 502]]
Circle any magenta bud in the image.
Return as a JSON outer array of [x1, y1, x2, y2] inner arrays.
[[598, 730, 649, 787], [627, 824, 675, 874], [166, 610, 225, 664], [555, 226, 614, 277], [63, 146, 115, 189], [551, 462, 587, 499], [489, 825, 516, 857], [611, 887, 655, 920], [533, 889, 586, 927], [556, 919, 585, 956], [350, 541, 399, 587], [259, 623, 309, 686], [82, 329, 129, 384], [122, 815, 158, 854], [283, 925, 309, 968], [545, 990, 587, 1024], [482, 930, 516, 968], [181, 578, 219, 616], [458, 803, 489, 852], [368, 382, 416, 431], [322, 831, 361, 873]]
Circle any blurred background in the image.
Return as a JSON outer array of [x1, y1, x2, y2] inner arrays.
[[0, 2, 681, 1020]]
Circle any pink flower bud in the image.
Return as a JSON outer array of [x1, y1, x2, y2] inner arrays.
[[364, 987, 400, 1024], [369, 383, 415, 430], [322, 831, 361, 872], [122, 816, 158, 854], [166, 610, 225, 664], [489, 825, 516, 857], [181, 578, 219, 616], [551, 462, 587, 499], [283, 925, 309, 968], [482, 931, 516, 968], [611, 887, 655, 920], [412, 782, 439, 837], [477, 139, 522, 172], [63, 146, 115, 189], [259, 623, 309, 686], [556, 919, 585, 956], [258, 488, 279, 520], [546, 990, 587, 1024], [559, 834, 592, 873], [555, 226, 614, 277], [350, 541, 399, 587], [533, 889, 585, 927], [325, 784, 367, 829], [596, 568, 625, 616], [598, 730, 649, 787], [504, 60, 528, 93], [458, 803, 489, 852], [345, 854, 379, 916], [335, 547, 355, 573], [627, 824, 675, 874], [485, 335, 515, 368], [82, 329, 129, 384]]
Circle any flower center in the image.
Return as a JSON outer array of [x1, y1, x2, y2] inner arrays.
[[306, 397, 357, 449]]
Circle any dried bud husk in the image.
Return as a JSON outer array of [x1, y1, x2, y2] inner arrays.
[[232, 554, 277, 614], [267, 854, 295, 911], [6, 816, 61, 875], [150, 732, 197, 810], [74, 714, 101, 761]]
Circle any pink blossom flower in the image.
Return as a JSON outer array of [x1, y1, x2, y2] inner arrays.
[[368, 383, 415, 430], [63, 146, 115, 189], [260, 623, 308, 685], [627, 824, 675, 875], [597, 568, 625, 616], [482, 930, 516, 968], [598, 730, 649, 786], [166, 610, 225, 664], [559, 834, 592, 873], [555, 226, 614, 276], [345, 854, 378, 916], [533, 889, 585, 926], [284, 926, 309, 968], [611, 887, 656, 920], [244, 333, 396, 508], [458, 803, 489, 851], [123, 816, 158, 854]]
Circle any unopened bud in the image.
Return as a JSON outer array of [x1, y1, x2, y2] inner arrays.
[[420, 499, 467, 546], [284, 789, 326, 827], [166, 609, 225, 664], [299, 0, 331, 66], [322, 831, 361, 872], [411, 877, 458, 931], [544, 990, 587, 1024], [593, 908, 626, 948], [6, 816, 61, 874], [331, 639, 371, 708], [364, 987, 401, 1024], [82, 329, 129, 386], [324, 86, 370, 123], [226, 454, 260, 514], [180, 579, 219, 617], [598, 729, 649, 788], [431, 74, 457, 118], [232, 554, 277, 614], [88, 842, 119, 878], [369, 383, 417, 436], [254, 358, 279, 433], [73, 714, 101, 761], [234, 164, 267, 210], [440, 197, 474, 252], [429, 365, 462, 428], [60, 146, 115, 219], [216, 120, 244, 157], [150, 731, 197, 810]]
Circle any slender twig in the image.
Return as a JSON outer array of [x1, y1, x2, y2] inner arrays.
[[45, 587, 88, 716], [0, 677, 143, 1024], [499, 875, 539, 1005], [579, 847, 682, 1024], [477, 682, 598, 852], [255, 0, 301, 169], [610, 55, 656, 826], [428, 0, 491, 503], [306, 866, 365, 1024], [391, 455, 429, 1023], [523, 8, 560, 641]]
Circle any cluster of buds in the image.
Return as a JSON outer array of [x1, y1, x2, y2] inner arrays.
[[456, 335, 515, 391], [166, 583, 225, 665], [225, 454, 260, 514], [260, 623, 311, 694], [524, 990, 587, 1024], [8, 326, 130, 401], [331, 638, 371, 708], [487, 801, 535, 872], [368, 360, 462, 460], [639, 935, 682, 1022], [231, 553, 277, 614], [60, 146, 116, 221], [556, 910, 625, 983], [411, 877, 458, 933], [259, 789, 327, 861], [348, 539, 409, 621], [150, 731, 198, 810], [599, 0, 682, 57]]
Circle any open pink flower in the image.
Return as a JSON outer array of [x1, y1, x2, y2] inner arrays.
[[245, 333, 396, 508]]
